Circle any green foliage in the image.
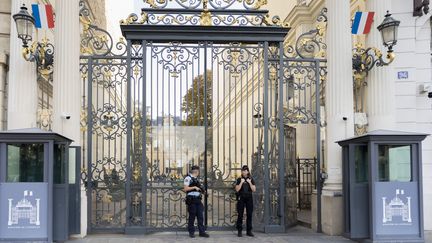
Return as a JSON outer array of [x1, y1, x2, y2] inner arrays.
[[181, 70, 212, 126]]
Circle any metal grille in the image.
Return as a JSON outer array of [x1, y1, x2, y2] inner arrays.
[[297, 158, 317, 210]]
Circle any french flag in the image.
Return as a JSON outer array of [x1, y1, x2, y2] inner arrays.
[[352, 12, 375, 35], [31, 4, 55, 29]]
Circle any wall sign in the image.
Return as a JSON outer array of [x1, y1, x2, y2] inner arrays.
[[0, 183, 48, 240], [397, 71, 409, 80], [375, 182, 420, 236]]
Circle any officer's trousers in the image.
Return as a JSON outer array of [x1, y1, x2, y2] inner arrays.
[[236, 196, 253, 231], [187, 197, 205, 234]]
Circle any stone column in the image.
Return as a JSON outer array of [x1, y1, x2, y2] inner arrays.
[[7, 0, 38, 129], [366, 1, 395, 131], [52, 0, 86, 237], [52, 0, 81, 145], [320, 0, 354, 235]]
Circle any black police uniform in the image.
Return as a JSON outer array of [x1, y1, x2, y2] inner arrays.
[[236, 176, 255, 233], [184, 174, 206, 235]]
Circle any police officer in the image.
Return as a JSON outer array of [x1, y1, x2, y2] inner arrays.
[[235, 165, 256, 237], [184, 165, 210, 238]]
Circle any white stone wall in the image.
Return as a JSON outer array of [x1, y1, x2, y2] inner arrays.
[[266, 0, 296, 19], [0, 0, 10, 130], [391, 0, 432, 231]]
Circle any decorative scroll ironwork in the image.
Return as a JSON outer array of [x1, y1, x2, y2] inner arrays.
[[122, 11, 288, 27], [121, 0, 288, 27], [282, 61, 325, 124], [212, 43, 260, 78], [143, 0, 268, 10], [352, 43, 395, 81], [285, 8, 327, 59], [80, 1, 127, 56], [151, 42, 199, 77], [92, 103, 127, 140], [23, 37, 54, 77]]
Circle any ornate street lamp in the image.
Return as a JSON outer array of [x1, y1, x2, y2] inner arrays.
[[352, 11, 400, 80], [12, 4, 35, 48], [377, 11, 401, 52], [13, 4, 54, 74]]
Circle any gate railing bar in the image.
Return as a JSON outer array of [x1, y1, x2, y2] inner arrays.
[[203, 41, 209, 227], [141, 40, 148, 228], [263, 41, 270, 227], [315, 59, 322, 233], [86, 57, 93, 233], [125, 39, 133, 227], [278, 41, 285, 227]]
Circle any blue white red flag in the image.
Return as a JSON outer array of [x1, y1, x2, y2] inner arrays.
[[352, 12, 375, 35], [31, 4, 55, 29]]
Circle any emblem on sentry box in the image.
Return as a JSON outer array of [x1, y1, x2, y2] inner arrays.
[[382, 189, 412, 223], [7, 190, 41, 226]]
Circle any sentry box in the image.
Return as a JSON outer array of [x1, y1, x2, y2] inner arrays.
[[0, 128, 75, 243], [337, 130, 428, 243]]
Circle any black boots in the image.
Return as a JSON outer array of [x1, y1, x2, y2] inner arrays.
[[238, 230, 254, 237]]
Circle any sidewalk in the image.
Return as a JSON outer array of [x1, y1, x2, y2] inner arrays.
[[67, 226, 355, 243]]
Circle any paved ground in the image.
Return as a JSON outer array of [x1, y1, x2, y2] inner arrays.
[[427, 231, 432, 242], [67, 226, 355, 243]]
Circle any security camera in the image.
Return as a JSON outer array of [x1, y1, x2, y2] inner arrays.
[[61, 113, 71, 120], [342, 117, 348, 121], [428, 92, 432, 99]]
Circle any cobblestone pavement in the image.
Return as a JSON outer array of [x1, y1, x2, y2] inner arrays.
[[67, 226, 356, 243]]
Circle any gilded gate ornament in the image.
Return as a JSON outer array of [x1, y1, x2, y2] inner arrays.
[[143, 0, 267, 10], [119, 0, 288, 27]]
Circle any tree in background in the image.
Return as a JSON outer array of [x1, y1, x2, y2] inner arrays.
[[181, 70, 212, 126]]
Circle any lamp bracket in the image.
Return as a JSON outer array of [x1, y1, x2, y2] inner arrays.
[[352, 44, 395, 81], [22, 39, 54, 76]]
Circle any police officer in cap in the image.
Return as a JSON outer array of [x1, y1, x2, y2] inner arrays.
[[235, 165, 256, 237], [184, 165, 210, 238]]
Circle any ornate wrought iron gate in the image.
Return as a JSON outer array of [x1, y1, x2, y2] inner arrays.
[[80, 0, 327, 234], [297, 158, 317, 210]]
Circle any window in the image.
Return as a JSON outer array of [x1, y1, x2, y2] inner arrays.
[[354, 145, 368, 183], [69, 147, 77, 184], [54, 144, 66, 184], [7, 144, 44, 182], [378, 145, 412, 182]]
